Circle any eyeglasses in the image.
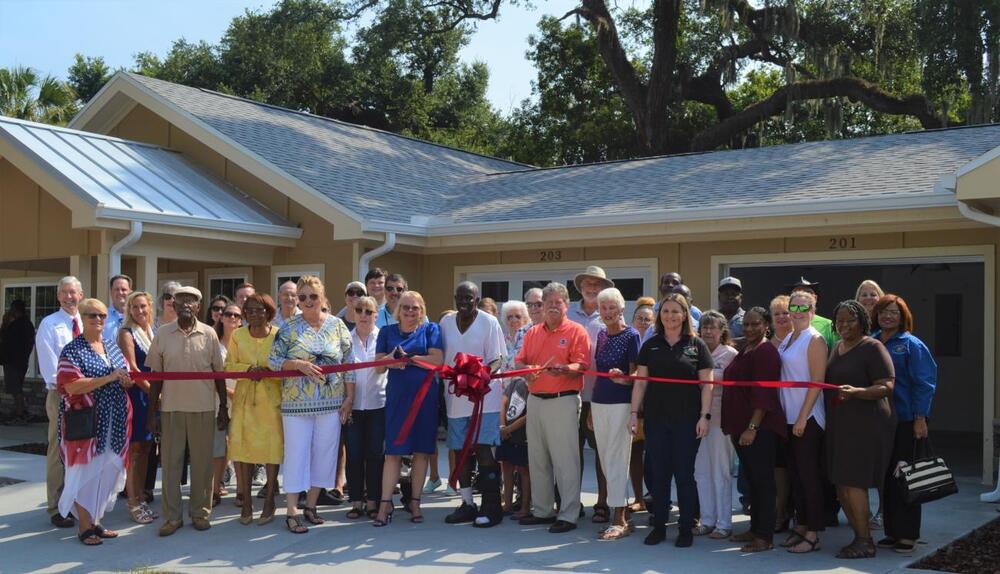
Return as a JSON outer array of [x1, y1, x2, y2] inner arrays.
[[223, 311, 242, 319], [354, 307, 376, 316], [162, 293, 174, 301], [245, 307, 266, 315], [526, 302, 543, 308], [385, 286, 405, 293], [879, 309, 901, 317], [788, 304, 812, 313], [346, 289, 365, 297], [298, 293, 320, 302], [210, 306, 225, 313], [400, 304, 421, 313], [83, 312, 107, 320]]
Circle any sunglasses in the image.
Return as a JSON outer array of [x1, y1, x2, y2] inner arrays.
[[385, 286, 405, 293], [354, 307, 376, 316], [163, 293, 174, 301], [298, 293, 320, 302], [788, 304, 812, 313], [210, 306, 226, 313], [223, 311, 242, 319], [83, 312, 108, 320], [400, 304, 421, 313], [245, 306, 266, 315], [346, 289, 365, 297]]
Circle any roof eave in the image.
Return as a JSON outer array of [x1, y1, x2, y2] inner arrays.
[[96, 207, 303, 241]]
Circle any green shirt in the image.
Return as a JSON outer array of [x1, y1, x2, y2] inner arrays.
[[811, 315, 840, 349]]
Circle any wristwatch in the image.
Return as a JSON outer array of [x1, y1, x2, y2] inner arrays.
[[701, 412, 712, 421], [747, 422, 760, 431]]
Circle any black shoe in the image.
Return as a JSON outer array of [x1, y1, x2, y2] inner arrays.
[[676, 529, 694, 548], [445, 502, 478, 524], [548, 520, 577, 533], [644, 526, 666, 545], [316, 488, 343, 506], [519, 514, 557, 526], [50, 513, 75, 528]]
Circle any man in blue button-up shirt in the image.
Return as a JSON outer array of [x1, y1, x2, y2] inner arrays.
[[103, 274, 132, 342]]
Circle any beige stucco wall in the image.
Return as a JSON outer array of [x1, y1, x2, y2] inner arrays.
[[957, 156, 1000, 202]]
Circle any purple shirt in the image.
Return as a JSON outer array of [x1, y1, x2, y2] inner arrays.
[[592, 327, 641, 404]]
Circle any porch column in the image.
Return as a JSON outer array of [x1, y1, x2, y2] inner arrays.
[[135, 255, 158, 295], [69, 255, 93, 297], [95, 253, 110, 303]]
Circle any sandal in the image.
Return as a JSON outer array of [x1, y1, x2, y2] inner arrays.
[[731, 530, 756, 543], [877, 537, 899, 548], [836, 536, 875, 559], [372, 500, 394, 527], [709, 528, 731, 539], [591, 505, 609, 524], [366, 505, 378, 519], [93, 524, 118, 539], [140, 501, 159, 520], [741, 537, 774, 553], [599, 524, 631, 540], [894, 540, 916, 554], [77, 527, 102, 546], [239, 507, 254, 525], [692, 524, 714, 536], [780, 531, 805, 548], [788, 536, 821, 554], [409, 497, 424, 523], [346, 506, 365, 519], [285, 515, 308, 534], [129, 504, 154, 524], [302, 506, 324, 525]]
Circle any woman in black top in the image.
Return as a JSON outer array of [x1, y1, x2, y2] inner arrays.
[[630, 293, 713, 548]]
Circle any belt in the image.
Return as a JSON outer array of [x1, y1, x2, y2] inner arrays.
[[531, 390, 579, 400]]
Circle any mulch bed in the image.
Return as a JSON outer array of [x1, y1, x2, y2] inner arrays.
[[911, 516, 1000, 573], [0, 442, 47, 455]]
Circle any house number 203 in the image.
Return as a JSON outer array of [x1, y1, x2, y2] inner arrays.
[[539, 250, 562, 261], [828, 237, 856, 249]]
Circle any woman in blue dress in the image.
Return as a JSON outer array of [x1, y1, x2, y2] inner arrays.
[[116, 291, 158, 525], [372, 290, 443, 526]]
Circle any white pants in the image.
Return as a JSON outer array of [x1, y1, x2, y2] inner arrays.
[[591, 402, 632, 508], [693, 424, 734, 530], [282, 412, 340, 493]]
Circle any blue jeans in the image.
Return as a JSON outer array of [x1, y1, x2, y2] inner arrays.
[[644, 415, 700, 530], [345, 408, 386, 503]]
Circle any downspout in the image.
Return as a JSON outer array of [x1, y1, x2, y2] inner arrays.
[[109, 221, 142, 278], [358, 231, 396, 281], [958, 201, 1000, 227]]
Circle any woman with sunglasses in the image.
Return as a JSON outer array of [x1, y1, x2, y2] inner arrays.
[[269, 276, 355, 534], [211, 304, 241, 506], [336, 282, 367, 331], [343, 295, 387, 519], [777, 291, 828, 554], [226, 294, 282, 525], [206, 295, 233, 327], [56, 298, 133, 545]]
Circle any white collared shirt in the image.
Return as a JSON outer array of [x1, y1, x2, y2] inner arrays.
[[350, 326, 386, 411], [568, 301, 604, 402], [439, 311, 507, 416], [271, 308, 302, 330], [35, 308, 81, 390]]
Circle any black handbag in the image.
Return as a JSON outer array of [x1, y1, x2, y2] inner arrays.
[[64, 404, 97, 441], [895, 438, 958, 505]]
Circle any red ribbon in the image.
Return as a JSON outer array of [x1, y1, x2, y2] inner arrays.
[[441, 353, 494, 489], [128, 358, 407, 382]]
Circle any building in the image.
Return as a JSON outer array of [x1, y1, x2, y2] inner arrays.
[[1, 71, 998, 481]]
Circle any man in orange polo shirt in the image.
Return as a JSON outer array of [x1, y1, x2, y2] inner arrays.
[[515, 282, 591, 533]]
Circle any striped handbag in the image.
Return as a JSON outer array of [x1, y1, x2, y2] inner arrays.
[[895, 439, 958, 505]]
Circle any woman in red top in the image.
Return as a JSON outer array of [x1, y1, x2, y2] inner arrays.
[[721, 306, 786, 553]]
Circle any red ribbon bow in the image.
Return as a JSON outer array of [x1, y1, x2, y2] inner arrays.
[[442, 353, 494, 489]]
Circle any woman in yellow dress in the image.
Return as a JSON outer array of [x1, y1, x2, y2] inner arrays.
[[225, 293, 282, 525]]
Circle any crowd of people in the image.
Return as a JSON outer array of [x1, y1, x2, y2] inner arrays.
[[11, 265, 939, 558]]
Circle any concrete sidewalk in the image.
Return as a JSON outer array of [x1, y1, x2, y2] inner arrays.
[[0, 423, 996, 574]]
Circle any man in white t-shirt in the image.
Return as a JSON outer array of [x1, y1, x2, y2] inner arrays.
[[439, 281, 506, 528]]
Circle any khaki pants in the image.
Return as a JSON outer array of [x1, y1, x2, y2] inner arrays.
[[527, 393, 582, 523], [160, 411, 216, 523], [45, 389, 64, 517]]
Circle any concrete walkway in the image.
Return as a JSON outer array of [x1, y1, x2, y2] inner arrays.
[[0, 422, 996, 574]]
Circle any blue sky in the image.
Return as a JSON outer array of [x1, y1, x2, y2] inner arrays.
[[0, 0, 580, 113]]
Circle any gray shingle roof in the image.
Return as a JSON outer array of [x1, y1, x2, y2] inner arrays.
[[441, 124, 1000, 224], [125, 73, 526, 222], [0, 115, 298, 237]]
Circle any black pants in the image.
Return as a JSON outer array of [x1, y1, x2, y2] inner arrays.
[[345, 408, 385, 504], [786, 419, 825, 532], [884, 420, 922, 540], [645, 415, 700, 530], [733, 429, 778, 542]]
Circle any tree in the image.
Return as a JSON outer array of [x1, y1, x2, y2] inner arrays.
[[0, 66, 78, 125], [391, 0, 961, 154], [67, 54, 112, 104]]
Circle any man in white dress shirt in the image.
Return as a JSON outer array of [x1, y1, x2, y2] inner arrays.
[[440, 281, 507, 528], [35, 275, 84, 527]]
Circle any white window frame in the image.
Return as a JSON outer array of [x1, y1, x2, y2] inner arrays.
[[204, 267, 253, 301], [456, 258, 658, 318], [271, 264, 326, 296], [1, 276, 61, 378]]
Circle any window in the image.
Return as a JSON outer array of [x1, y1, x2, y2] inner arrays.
[[481, 281, 509, 302], [271, 265, 325, 298], [209, 277, 245, 301], [2, 280, 59, 378]]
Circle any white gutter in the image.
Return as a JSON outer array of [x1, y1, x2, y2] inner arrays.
[[109, 221, 142, 278], [358, 232, 397, 281], [958, 201, 1000, 227]]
